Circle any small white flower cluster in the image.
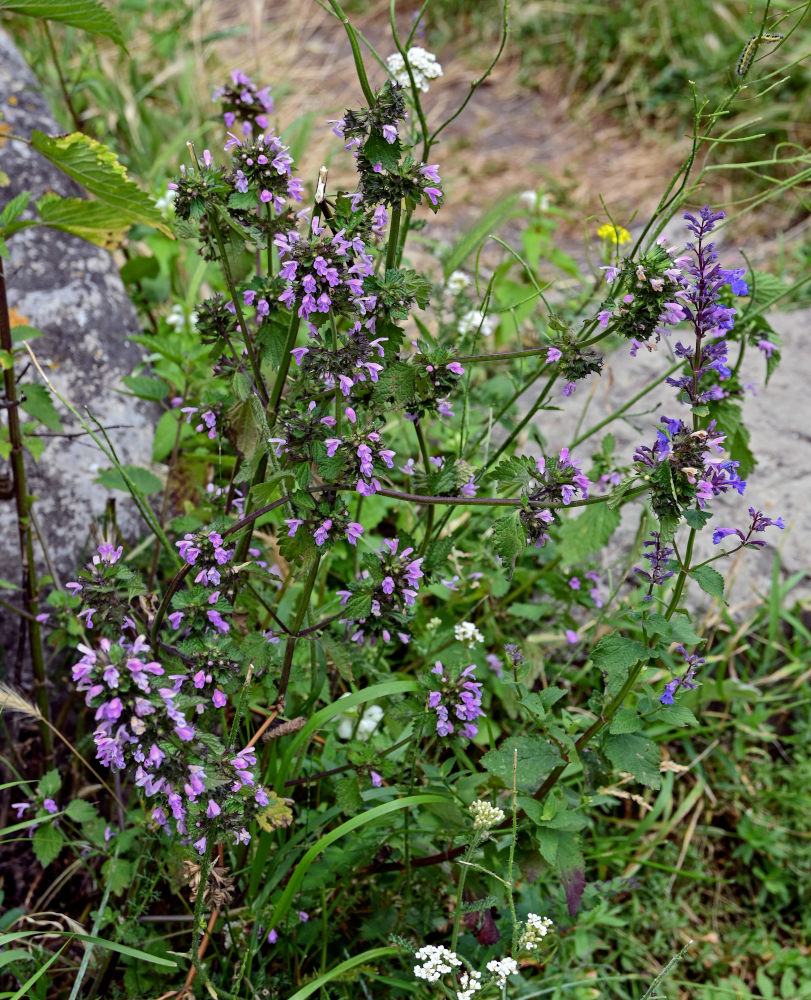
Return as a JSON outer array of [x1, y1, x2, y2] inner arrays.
[[386, 46, 443, 92], [486, 957, 519, 989], [455, 620, 484, 647], [519, 913, 554, 951], [468, 798, 506, 834], [458, 309, 497, 338], [166, 304, 198, 333], [154, 185, 176, 216], [457, 969, 483, 1000], [445, 270, 471, 296], [413, 944, 462, 981], [336, 700, 383, 740]]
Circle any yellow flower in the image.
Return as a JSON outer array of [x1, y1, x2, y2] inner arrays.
[[597, 223, 631, 245]]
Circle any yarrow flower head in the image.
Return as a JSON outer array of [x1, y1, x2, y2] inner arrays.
[[386, 46, 443, 92], [468, 799, 505, 836], [413, 944, 461, 982], [485, 957, 519, 989], [455, 620, 484, 648], [519, 913, 554, 952], [458, 309, 497, 338]]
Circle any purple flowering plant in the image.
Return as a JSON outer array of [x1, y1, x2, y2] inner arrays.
[[0, 4, 804, 996]]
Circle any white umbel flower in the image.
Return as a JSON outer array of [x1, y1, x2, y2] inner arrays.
[[519, 913, 554, 951], [485, 957, 519, 988], [386, 46, 443, 92], [445, 270, 471, 295], [458, 309, 497, 337], [413, 944, 462, 981], [455, 620, 484, 648], [468, 799, 505, 835], [457, 969, 483, 1000]]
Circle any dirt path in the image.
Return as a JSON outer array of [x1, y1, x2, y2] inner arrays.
[[206, 0, 687, 251]]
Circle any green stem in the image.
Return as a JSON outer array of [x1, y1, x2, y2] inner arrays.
[[386, 200, 402, 273], [268, 309, 302, 418], [0, 255, 52, 766], [450, 833, 483, 953], [664, 526, 697, 618], [276, 555, 322, 708], [414, 420, 435, 555], [324, 0, 375, 104]]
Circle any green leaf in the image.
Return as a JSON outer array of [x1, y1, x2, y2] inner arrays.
[[95, 465, 163, 495], [119, 374, 169, 401], [691, 564, 725, 601], [668, 614, 703, 646], [657, 703, 699, 728], [36, 768, 61, 798], [444, 194, 521, 276], [557, 503, 620, 566], [18, 383, 62, 431], [609, 707, 642, 734], [287, 948, 399, 1000], [32, 822, 64, 867], [361, 132, 401, 172], [318, 637, 354, 683], [602, 732, 661, 789], [227, 396, 265, 460], [0, 0, 124, 45], [590, 635, 647, 697], [152, 410, 182, 463], [65, 799, 98, 824], [342, 592, 372, 621], [35, 193, 137, 249], [334, 775, 363, 815], [250, 471, 297, 507], [101, 855, 133, 895], [605, 474, 639, 510], [30, 132, 171, 236], [0, 577, 19, 590], [683, 507, 713, 530], [535, 827, 584, 874], [0, 191, 29, 227], [480, 735, 563, 793], [490, 512, 525, 566]]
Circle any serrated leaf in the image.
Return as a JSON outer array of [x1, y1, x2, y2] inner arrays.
[[643, 613, 671, 638], [605, 474, 639, 510], [480, 735, 563, 793], [318, 637, 354, 683], [657, 703, 699, 728], [609, 707, 642, 734], [65, 799, 98, 824], [602, 732, 661, 788], [19, 383, 62, 431], [32, 822, 64, 867], [691, 564, 725, 601], [227, 396, 264, 460], [30, 132, 171, 236], [558, 503, 620, 566], [668, 615, 703, 646], [591, 635, 647, 697], [460, 895, 498, 913], [490, 512, 525, 565], [361, 132, 401, 172], [250, 471, 297, 507], [342, 592, 372, 621], [0, 190, 29, 227], [683, 507, 713, 530], [334, 775, 364, 815], [490, 456, 533, 490], [0, 0, 125, 45], [423, 535, 454, 573], [36, 768, 61, 797], [35, 193, 135, 248]]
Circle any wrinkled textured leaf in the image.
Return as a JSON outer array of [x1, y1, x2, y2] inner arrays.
[[0, 0, 124, 45], [602, 732, 661, 788], [481, 735, 562, 792], [30, 133, 170, 235], [590, 635, 647, 697]]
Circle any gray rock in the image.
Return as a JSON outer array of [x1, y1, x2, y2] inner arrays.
[[0, 29, 156, 676], [533, 308, 811, 614]]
